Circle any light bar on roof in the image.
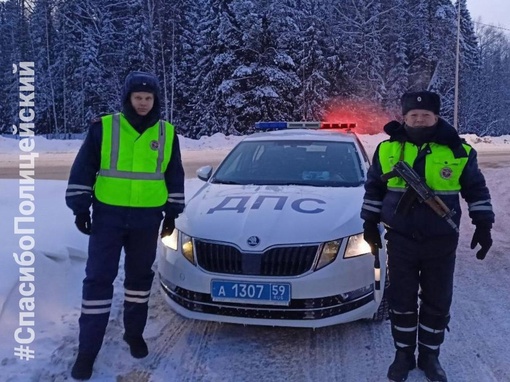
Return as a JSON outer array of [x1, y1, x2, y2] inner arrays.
[[254, 121, 356, 130], [255, 121, 321, 130]]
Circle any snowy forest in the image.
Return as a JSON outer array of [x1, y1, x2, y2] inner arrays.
[[0, 0, 509, 138]]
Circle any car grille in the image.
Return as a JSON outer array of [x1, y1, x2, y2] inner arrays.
[[194, 240, 319, 276]]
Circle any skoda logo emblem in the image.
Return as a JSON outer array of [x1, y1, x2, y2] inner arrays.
[[247, 236, 260, 247]]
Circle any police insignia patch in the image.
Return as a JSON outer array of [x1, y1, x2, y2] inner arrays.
[[150, 140, 159, 150], [440, 167, 452, 179]]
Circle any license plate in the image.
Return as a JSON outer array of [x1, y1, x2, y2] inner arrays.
[[211, 280, 291, 306]]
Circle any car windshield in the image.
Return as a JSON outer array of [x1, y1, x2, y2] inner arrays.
[[211, 140, 365, 187]]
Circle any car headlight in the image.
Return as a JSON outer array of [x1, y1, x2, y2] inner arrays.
[[161, 228, 178, 250], [315, 240, 341, 270], [162, 230, 195, 265], [344, 233, 372, 258]]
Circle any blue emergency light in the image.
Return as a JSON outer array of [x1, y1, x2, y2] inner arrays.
[[254, 122, 289, 130], [255, 121, 356, 130]]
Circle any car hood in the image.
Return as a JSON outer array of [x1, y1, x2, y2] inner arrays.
[[178, 183, 365, 252]]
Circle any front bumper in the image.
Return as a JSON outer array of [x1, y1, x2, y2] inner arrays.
[[159, 276, 375, 327], [157, 241, 385, 328]]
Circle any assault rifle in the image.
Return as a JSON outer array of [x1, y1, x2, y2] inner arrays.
[[381, 161, 459, 233]]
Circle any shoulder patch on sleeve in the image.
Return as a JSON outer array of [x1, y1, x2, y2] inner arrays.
[[90, 113, 109, 124]]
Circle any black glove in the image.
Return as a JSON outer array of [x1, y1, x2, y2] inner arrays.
[[470, 224, 493, 260], [160, 216, 175, 238], [363, 221, 382, 250], [75, 213, 91, 235]]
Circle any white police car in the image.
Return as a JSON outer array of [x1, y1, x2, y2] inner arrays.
[[158, 122, 387, 328]]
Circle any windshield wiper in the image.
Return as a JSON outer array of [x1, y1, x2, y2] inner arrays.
[[211, 178, 243, 185]]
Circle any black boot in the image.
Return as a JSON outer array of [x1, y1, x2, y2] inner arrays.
[[418, 352, 447, 382], [417, 310, 449, 382], [71, 352, 96, 380], [387, 350, 416, 382], [123, 333, 149, 358]]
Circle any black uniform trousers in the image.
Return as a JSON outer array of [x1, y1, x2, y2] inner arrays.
[[386, 230, 457, 354], [78, 202, 162, 356]]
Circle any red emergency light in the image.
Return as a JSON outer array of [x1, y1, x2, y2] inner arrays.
[[320, 122, 357, 130]]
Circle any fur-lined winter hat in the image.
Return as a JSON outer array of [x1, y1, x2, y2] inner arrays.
[[122, 71, 160, 103], [401, 91, 441, 115]]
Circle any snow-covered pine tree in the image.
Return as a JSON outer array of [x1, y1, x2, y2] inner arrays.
[[0, 0, 33, 134], [188, 0, 235, 137], [0, 1, 18, 133], [218, 0, 302, 133], [332, 0, 387, 104], [159, 0, 203, 135], [379, 0, 409, 116], [455, 0, 483, 133], [295, 0, 331, 121], [475, 24, 510, 136], [29, 0, 62, 135]]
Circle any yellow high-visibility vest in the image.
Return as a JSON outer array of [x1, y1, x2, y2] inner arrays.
[[94, 113, 174, 207], [379, 141, 471, 193]]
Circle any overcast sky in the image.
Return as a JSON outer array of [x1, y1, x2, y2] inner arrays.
[[466, 0, 510, 29]]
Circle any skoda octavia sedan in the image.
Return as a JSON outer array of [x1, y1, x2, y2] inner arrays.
[[158, 122, 387, 328]]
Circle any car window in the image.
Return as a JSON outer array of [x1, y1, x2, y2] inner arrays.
[[212, 140, 364, 187]]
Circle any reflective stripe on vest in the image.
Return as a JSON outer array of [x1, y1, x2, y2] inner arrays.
[[379, 141, 471, 192], [94, 113, 174, 207]]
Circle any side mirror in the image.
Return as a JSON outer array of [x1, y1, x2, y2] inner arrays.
[[196, 165, 213, 181]]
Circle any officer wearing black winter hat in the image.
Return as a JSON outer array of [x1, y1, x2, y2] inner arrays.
[[361, 90, 494, 382], [66, 71, 185, 380], [401, 91, 441, 115]]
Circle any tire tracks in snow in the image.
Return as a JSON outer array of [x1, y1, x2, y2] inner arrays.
[[161, 319, 393, 382], [173, 321, 218, 382]]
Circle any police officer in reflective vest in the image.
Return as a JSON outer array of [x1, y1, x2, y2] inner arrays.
[[361, 91, 494, 382], [66, 71, 185, 380]]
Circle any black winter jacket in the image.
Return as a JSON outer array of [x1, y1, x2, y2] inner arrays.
[[361, 118, 494, 240]]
